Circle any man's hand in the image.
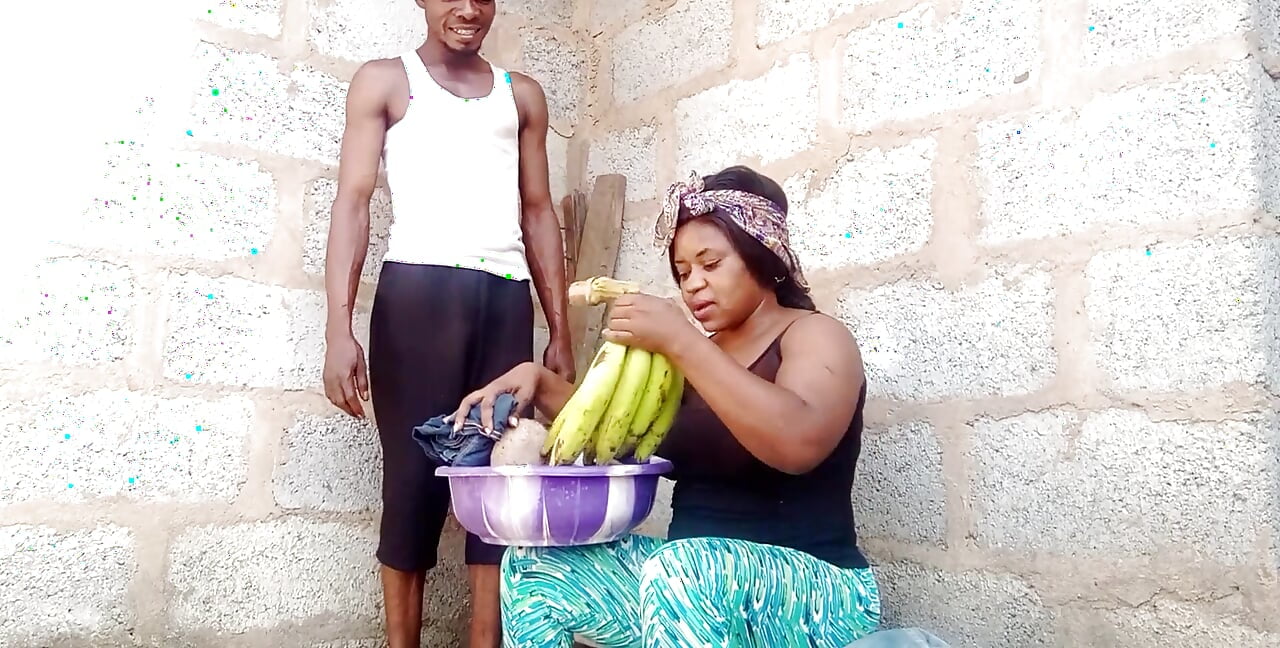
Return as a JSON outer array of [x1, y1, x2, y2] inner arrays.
[[542, 333, 576, 384], [323, 334, 370, 418]]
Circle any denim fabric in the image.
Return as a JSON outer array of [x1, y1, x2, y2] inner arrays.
[[412, 393, 519, 467]]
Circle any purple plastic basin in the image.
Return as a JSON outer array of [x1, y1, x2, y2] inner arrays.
[[436, 457, 673, 547]]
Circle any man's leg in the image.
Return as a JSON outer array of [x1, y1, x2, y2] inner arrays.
[[382, 566, 426, 647], [468, 559, 503, 647], [466, 273, 537, 647], [368, 262, 479, 648]]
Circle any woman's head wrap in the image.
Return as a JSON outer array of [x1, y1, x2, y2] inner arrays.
[[654, 172, 809, 290]]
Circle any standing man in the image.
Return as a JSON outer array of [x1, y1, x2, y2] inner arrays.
[[321, 1, 575, 646]]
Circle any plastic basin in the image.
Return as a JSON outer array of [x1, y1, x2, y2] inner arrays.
[[435, 457, 673, 547]]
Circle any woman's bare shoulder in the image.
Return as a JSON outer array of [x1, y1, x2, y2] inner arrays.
[[779, 311, 861, 362]]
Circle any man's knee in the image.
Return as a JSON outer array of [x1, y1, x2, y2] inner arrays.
[[469, 563, 502, 590]]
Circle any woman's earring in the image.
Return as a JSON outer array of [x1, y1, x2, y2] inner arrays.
[[774, 276, 785, 285]]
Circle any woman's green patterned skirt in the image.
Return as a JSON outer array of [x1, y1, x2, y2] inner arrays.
[[501, 534, 881, 648]]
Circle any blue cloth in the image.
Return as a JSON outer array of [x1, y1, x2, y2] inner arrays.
[[412, 393, 519, 467]]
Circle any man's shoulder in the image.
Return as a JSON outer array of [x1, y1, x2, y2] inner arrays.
[[354, 57, 407, 85], [504, 69, 539, 86], [506, 70, 547, 109], [346, 57, 409, 109]]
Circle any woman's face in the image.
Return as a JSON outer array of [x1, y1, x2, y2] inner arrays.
[[671, 219, 769, 332]]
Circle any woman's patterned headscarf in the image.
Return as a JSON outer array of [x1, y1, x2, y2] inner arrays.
[[653, 171, 809, 291]]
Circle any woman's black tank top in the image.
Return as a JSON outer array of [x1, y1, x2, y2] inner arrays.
[[654, 325, 870, 569]]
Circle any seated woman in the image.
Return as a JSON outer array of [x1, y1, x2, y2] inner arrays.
[[454, 166, 880, 648]]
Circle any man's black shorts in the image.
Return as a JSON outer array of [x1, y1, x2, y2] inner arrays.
[[368, 262, 533, 571]]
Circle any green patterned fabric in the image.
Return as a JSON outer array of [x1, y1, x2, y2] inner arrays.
[[501, 534, 881, 648]]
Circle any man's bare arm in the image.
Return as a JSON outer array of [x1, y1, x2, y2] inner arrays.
[[325, 61, 391, 338], [511, 72, 575, 380]]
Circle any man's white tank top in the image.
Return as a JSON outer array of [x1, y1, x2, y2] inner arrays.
[[380, 51, 529, 281]]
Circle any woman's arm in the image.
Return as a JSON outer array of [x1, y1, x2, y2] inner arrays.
[[453, 361, 577, 432], [667, 314, 865, 475], [531, 363, 576, 419]]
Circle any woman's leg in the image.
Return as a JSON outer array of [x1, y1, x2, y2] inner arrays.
[[639, 537, 881, 648], [501, 534, 667, 648]]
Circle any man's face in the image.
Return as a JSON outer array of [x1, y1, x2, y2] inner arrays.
[[417, 0, 496, 53]]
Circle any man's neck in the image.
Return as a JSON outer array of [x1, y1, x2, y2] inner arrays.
[[418, 39, 485, 71]]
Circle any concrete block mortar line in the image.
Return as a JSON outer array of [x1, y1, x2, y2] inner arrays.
[[927, 125, 982, 289], [1062, 34, 1256, 111], [730, 0, 758, 64], [1252, 37, 1280, 79], [847, 76, 1042, 138], [932, 0, 962, 19], [1245, 562, 1280, 632], [975, 207, 1272, 271], [0, 495, 380, 536], [722, 29, 809, 85], [582, 33, 612, 132], [857, 536, 951, 572], [585, 0, 688, 41], [565, 131, 589, 203], [484, 13, 526, 70], [123, 507, 183, 643], [760, 129, 935, 202], [1047, 267, 1096, 406], [751, 0, 931, 55], [300, 51, 364, 85], [194, 140, 337, 183], [280, 0, 315, 61], [119, 258, 164, 391], [234, 399, 292, 519], [804, 259, 936, 299], [971, 545, 1261, 606], [0, 366, 130, 403], [33, 240, 288, 302], [192, 15, 360, 83], [1036, 0, 1087, 109], [0, 368, 370, 422], [855, 382, 1274, 434], [650, 0, 679, 16], [933, 406, 974, 556], [574, 34, 607, 141], [977, 206, 1269, 270], [588, 105, 665, 134], [570, 0, 592, 32], [604, 32, 797, 118], [268, 163, 310, 288], [813, 28, 846, 145], [1098, 384, 1278, 423], [712, 57, 1038, 152], [1247, 528, 1279, 589], [652, 108, 680, 202], [192, 21, 289, 65]]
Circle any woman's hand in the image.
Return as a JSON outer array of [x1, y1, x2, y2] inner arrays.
[[602, 294, 701, 357], [452, 362, 541, 433]]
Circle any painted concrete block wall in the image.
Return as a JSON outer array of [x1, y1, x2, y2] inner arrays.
[[584, 0, 1280, 645], [0, 0, 587, 646]]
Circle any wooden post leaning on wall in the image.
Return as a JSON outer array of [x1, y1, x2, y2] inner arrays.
[[564, 175, 627, 380]]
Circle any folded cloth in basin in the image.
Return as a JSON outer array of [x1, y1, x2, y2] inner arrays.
[[412, 392, 519, 467]]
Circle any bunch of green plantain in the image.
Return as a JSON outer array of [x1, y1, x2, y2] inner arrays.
[[541, 340, 685, 466], [542, 276, 686, 466]]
